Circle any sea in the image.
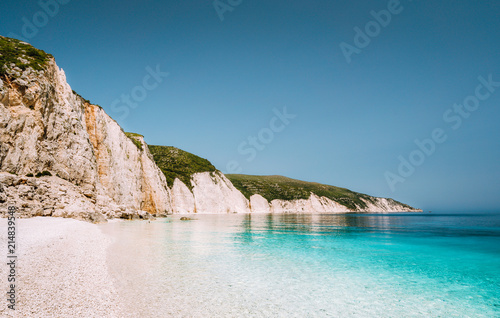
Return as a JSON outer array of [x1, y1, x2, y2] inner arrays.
[[100, 212, 500, 317]]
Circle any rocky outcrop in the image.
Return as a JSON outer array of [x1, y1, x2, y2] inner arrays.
[[247, 193, 417, 214], [268, 194, 352, 213], [0, 58, 172, 220], [249, 194, 271, 213], [358, 197, 416, 213], [171, 178, 196, 214], [0, 172, 105, 223], [170, 172, 249, 214], [82, 105, 172, 217]]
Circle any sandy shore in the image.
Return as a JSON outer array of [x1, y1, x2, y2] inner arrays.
[[0, 217, 122, 317]]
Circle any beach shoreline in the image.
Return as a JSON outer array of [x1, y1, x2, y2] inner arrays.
[[0, 213, 498, 317], [0, 217, 122, 317]]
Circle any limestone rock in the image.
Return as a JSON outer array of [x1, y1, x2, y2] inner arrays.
[[0, 58, 172, 221], [190, 171, 249, 214]]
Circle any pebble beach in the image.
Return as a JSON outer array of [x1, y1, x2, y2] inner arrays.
[[0, 217, 122, 317]]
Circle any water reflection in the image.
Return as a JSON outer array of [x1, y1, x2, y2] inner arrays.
[[97, 212, 500, 317], [234, 212, 500, 245], [239, 213, 398, 235]]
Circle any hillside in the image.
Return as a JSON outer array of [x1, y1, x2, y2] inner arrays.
[[226, 174, 415, 211], [148, 145, 217, 189]]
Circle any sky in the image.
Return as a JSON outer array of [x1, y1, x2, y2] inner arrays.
[[1, 0, 499, 212]]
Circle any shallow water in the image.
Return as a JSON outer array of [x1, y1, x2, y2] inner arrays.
[[101, 212, 500, 317]]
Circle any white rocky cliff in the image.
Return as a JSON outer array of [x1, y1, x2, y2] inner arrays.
[[0, 39, 420, 221], [248, 194, 416, 213], [170, 172, 250, 214], [169, 175, 419, 214], [0, 57, 172, 220]]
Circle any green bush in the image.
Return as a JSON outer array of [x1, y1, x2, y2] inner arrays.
[[125, 132, 143, 151], [148, 145, 217, 190], [0, 36, 52, 77], [26, 173, 34, 177]]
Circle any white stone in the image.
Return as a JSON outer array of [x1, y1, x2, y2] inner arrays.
[[249, 194, 270, 213], [190, 171, 250, 214]]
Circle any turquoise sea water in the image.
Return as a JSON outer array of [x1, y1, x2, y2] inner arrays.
[[101, 212, 500, 317]]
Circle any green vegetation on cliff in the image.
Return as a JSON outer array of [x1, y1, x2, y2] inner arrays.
[[125, 132, 144, 151], [226, 174, 412, 211], [0, 36, 52, 76], [148, 145, 216, 189]]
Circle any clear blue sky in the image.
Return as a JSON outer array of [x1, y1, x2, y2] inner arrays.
[[1, 0, 500, 212]]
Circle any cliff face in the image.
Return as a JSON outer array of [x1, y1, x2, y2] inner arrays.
[[253, 194, 351, 214], [0, 37, 420, 220], [170, 172, 249, 214], [168, 174, 420, 214], [0, 56, 172, 220], [226, 174, 420, 213], [247, 194, 416, 213], [0, 59, 97, 194]]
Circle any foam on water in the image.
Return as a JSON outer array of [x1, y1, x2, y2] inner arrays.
[[101, 212, 500, 317]]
